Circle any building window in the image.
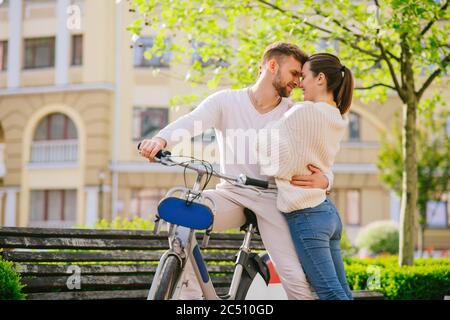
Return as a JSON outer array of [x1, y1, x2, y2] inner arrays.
[[71, 34, 83, 66], [34, 113, 77, 141], [29, 190, 77, 227], [426, 200, 448, 228], [131, 189, 167, 219], [0, 40, 7, 71], [345, 190, 361, 225], [133, 107, 169, 140], [24, 37, 55, 69], [31, 113, 78, 163], [134, 37, 171, 68], [348, 112, 360, 141]]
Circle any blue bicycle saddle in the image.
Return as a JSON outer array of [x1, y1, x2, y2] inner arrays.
[[157, 197, 214, 230]]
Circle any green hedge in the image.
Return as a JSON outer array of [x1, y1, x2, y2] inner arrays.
[[0, 257, 26, 300], [92, 217, 154, 230], [345, 256, 450, 300]]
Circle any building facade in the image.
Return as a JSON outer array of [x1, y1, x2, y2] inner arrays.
[[0, 0, 448, 251]]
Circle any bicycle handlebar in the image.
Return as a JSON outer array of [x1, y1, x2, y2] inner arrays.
[[137, 142, 172, 160], [137, 142, 275, 189], [242, 176, 269, 189]]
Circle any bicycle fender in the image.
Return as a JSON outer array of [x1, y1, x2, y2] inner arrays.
[[250, 253, 270, 286], [237, 252, 270, 285], [234, 252, 270, 299]]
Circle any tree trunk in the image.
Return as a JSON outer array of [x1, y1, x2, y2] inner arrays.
[[417, 207, 427, 258], [417, 223, 424, 258], [399, 48, 418, 266]]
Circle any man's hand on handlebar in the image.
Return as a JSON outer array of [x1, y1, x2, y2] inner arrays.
[[138, 137, 167, 162]]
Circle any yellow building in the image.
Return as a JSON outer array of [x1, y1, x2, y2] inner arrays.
[[0, 0, 448, 252]]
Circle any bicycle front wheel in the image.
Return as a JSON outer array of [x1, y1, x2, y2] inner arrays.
[[154, 255, 182, 300]]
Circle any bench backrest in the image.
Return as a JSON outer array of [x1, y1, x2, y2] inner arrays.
[[0, 227, 263, 300], [0, 227, 383, 300]]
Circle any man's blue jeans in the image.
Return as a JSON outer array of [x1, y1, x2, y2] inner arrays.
[[283, 199, 353, 300]]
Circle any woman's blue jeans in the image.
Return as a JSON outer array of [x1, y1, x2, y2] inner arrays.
[[283, 198, 353, 300]]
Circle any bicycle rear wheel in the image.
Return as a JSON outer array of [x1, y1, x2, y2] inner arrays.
[[154, 255, 182, 300]]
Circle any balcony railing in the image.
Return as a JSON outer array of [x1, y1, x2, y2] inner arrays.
[[30, 139, 78, 163]]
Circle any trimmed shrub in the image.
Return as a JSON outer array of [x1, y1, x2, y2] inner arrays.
[[344, 256, 450, 300], [355, 220, 399, 255], [0, 257, 26, 300]]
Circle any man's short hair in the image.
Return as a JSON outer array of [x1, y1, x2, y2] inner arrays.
[[261, 42, 308, 66]]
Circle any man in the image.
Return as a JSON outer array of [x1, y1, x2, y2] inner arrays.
[[140, 42, 331, 299]]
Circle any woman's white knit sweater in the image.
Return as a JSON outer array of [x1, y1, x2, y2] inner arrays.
[[258, 101, 348, 213]]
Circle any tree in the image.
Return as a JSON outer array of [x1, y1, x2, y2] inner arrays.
[[128, 0, 450, 265], [378, 99, 450, 256]]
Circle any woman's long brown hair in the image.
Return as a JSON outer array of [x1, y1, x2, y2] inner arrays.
[[307, 53, 354, 114]]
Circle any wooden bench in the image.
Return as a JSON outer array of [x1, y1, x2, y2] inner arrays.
[[0, 227, 383, 300]]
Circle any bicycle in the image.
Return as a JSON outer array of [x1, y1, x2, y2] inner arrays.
[[137, 143, 279, 300]]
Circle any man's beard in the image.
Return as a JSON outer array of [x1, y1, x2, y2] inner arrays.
[[272, 72, 290, 98]]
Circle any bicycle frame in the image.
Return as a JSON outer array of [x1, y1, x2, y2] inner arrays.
[[141, 150, 273, 300], [147, 186, 261, 300]]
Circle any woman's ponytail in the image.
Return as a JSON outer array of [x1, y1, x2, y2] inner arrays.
[[335, 66, 354, 114], [308, 53, 354, 115]]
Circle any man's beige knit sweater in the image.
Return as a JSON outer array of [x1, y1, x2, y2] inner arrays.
[[258, 101, 348, 213]]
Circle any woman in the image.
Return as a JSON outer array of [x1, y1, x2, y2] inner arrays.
[[259, 53, 354, 300]]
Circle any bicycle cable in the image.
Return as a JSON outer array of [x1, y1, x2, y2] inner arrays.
[[163, 154, 274, 200], [167, 155, 215, 205]]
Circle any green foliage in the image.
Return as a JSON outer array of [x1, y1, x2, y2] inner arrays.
[[346, 256, 450, 267], [344, 256, 450, 300], [340, 228, 357, 257], [377, 115, 403, 197], [356, 220, 399, 255], [170, 93, 206, 109], [0, 257, 26, 300], [93, 216, 155, 230], [377, 102, 450, 224], [78, 215, 243, 235], [128, 1, 450, 265], [128, 0, 449, 103]]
